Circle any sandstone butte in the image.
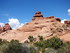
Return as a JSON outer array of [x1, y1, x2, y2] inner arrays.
[[0, 11, 70, 43]]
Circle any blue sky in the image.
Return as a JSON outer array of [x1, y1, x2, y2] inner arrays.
[[0, 0, 70, 29]]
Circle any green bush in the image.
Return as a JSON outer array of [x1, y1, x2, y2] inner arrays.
[[4, 40, 22, 53], [0, 36, 70, 53], [57, 42, 70, 53], [45, 36, 63, 49], [38, 35, 43, 41], [45, 48, 56, 53], [28, 36, 34, 42]]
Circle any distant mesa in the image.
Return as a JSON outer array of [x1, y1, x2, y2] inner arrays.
[[0, 23, 12, 34]]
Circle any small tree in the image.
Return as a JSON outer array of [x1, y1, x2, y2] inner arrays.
[[4, 40, 22, 53], [28, 36, 34, 42], [38, 35, 43, 41], [46, 36, 63, 49]]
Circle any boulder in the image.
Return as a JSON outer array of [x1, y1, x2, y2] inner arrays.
[[45, 16, 54, 19], [34, 14, 43, 17], [32, 11, 44, 21], [35, 11, 41, 14], [34, 11, 43, 17], [3, 23, 12, 31], [64, 20, 70, 24], [55, 18, 61, 22], [49, 16, 54, 18]]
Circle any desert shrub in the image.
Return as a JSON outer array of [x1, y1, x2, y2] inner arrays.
[[52, 23, 55, 25], [38, 35, 43, 41], [45, 36, 63, 49], [30, 46, 39, 53], [34, 41, 43, 48], [57, 42, 70, 53], [4, 39, 22, 53], [45, 48, 56, 53], [0, 39, 2, 44], [28, 36, 34, 42], [0, 41, 9, 53], [0, 39, 8, 45], [20, 43, 31, 53], [1, 36, 70, 53], [21, 43, 39, 53]]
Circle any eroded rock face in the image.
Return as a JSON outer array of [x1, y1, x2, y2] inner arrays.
[[34, 11, 43, 17], [0, 11, 70, 42], [3, 23, 12, 31], [0, 23, 12, 34], [0, 26, 3, 33], [55, 18, 61, 22], [64, 20, 70, 24], [32, 11, 44, 21], [45, 16, 54, 19], [32, 17, 44, 21]]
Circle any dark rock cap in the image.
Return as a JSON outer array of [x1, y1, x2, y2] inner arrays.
[[64, 20, 70, 24], [35, 11, 41, 14], [33, 11, 43, 17], [45, 16, 54, 19], [55, 18, 61, 22]]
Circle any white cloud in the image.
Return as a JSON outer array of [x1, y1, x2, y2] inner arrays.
[[0, 18, 24, 29], [68, 9, 70, 15], [8, 18, 24, 29], [61, 19, 67, 23], [0, 23, 5, 27], [68, 9, 70, 12]]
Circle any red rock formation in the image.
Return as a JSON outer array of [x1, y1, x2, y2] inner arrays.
[[49, 16, 54, 18], [35, 22, 38, 24], [0, 26, 3, 33], [26, 23, 29, 25], [55, 18, 61, 22], [32, 17, 44, 20], [34, 11, 43, 17], [32, 11, 44, 21], [3, 23, 12, 31], [51, 20, 55, 22], [64, 20, 70, 24], [34, 14, 43, 17], [45, 16, 54, 19], [35, 11, 41, 14], [45, 17, 49, 19]]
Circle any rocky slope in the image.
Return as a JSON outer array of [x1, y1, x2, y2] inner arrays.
[[0, 11, 70, 42], [0, 23, 12, 34]]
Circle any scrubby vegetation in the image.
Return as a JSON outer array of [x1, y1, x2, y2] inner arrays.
[[0, 36, 70, 53]]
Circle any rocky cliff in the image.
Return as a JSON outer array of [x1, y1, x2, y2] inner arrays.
[[0, 23, 12, 33], [0, 11, 70, 42]]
